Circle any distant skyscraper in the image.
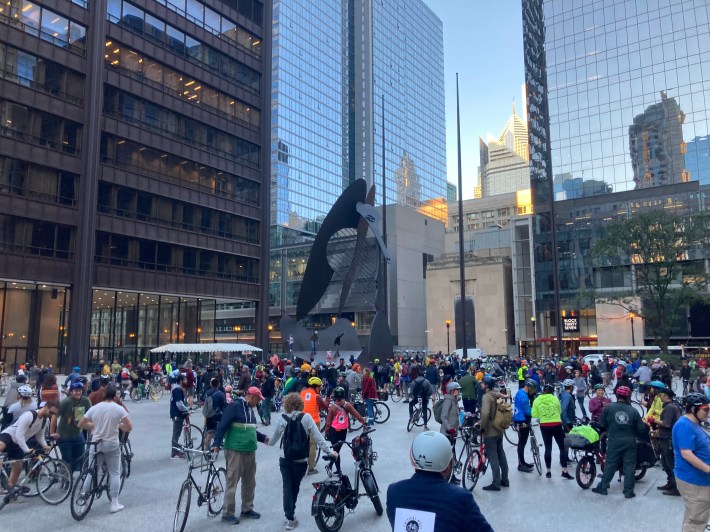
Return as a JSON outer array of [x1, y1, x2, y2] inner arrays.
[[447, 182, 458, 203], [270, 0, 447, 245], [629, 92, 688, 189], [687, 135, 710, 185], [479, 104, 530, 197]]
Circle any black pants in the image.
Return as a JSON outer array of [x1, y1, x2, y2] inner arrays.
[[462, 398, 477, 414], [516, 422, 530, 465], [408, 395, 429, 425], [279, 457, 308, 521], [540, 424, 567, 469], [659, 438, 676, 487], [327, 429, 348, 469], [598, 439, 636, 494], [171, 417, 184, 454]]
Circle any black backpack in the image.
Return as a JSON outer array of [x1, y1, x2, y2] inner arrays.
[[281, 413, 309, 461]]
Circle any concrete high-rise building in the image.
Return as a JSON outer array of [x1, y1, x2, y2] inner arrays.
[[522, 0, 710, 355], [0, 0, 271, 369]]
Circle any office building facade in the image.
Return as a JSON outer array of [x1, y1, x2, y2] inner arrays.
[[0, 0, 271, 369], [523, 0, 710, 353]]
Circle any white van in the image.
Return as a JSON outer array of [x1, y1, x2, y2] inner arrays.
[[583, 354, 605, 366], [450, 348, 484, 360]]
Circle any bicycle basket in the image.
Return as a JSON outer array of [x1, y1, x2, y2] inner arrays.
[[351, 435, 368, 461], [185, 449, 212, 471]]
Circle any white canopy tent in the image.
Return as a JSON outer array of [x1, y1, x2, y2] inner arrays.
[[150, 343, 262, 354]]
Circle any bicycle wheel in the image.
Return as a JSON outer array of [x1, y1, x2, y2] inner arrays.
[[183, 424, 203, 450], [121, 440, 132, 478], [530, 437, 542, 475], [314, 487, 345, 532], [130, 388, 142, 403], [173, 480, 191, 532], [575, 456, 596, 489], [350, 415, 363, 432], [37, 458, 72, 505], [18, 459, 40, 497], [373, 402, 390, 424], [150, 385, 163, 401], [390, 390, 402, 403], [207, 467, 227, 516], [360, 470, 383, 516], [504, 424, 519, 445], [462, 449, 482, 491], [70, 469, 95, 521], [634, 466, 647, 481], [407, 411, 416, 432]]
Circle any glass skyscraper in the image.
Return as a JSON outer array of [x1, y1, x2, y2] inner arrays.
[[523, 0, 710, 354]]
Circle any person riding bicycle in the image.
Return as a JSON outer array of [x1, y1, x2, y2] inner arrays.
[[589, 384, 610, 423], [514, 379, 537, 473], [139, 359, 152, 390], [386, 431, 493, 532], [409, 375, 433, 430], [592, 385, 647, 498], [440, 381, 462, 484], [0, 401, 58, 493], [64, 366, 82, 389], [77, 384, 132, 514], [4, 385, 36, 429]]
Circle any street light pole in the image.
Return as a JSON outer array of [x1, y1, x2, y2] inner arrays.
[[629, 312, 636, 346], [445, 320, 451, 355], [531, 316, 537, 360]]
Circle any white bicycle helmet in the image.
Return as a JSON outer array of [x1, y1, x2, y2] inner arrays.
[[18, 384, 33, 398], [410, 432, 453, 473], [446, 381, 461, 393], [562, 379, 575, 388]]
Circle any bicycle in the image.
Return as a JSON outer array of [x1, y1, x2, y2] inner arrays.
[[528, 423, 542, 475], [450, 415, 478, 487], [311, 426, 382, 532], [503, 423, 519, 445], [173, 448, 226, 532], [0, 443, 72, 510], [406, 397, 432, 432], [70, 441, 122, 521], [120, 433, 133, 490], [350, 400, 390, 432], [181, 416, 203, 451], [461, 427, 488, 491], [130, 381, 163, 403]]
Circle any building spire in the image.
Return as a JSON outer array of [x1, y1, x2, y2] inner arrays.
[[512, 99, 516, 116]]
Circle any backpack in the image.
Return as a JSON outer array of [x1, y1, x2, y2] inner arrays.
[[433, 398, 446, 424], [202, 393, 216, 419], [281, 413, 310, 461], [491, 396, 513, 431]]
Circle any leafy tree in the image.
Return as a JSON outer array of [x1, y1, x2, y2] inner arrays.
[[591, 209, 710, 352]]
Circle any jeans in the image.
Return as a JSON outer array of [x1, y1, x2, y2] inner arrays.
[[483, 436, 508, 487], [365, 398, 375, 426], [516, 422, 530, 465], [81, 440, 121, 503], [596, 439, 636, 494], [540, 424, 567, 469], [261, 397, 272, 423], [58, 435, 85, 472], [576, 396, 588, 417], [279, 458, 308, 521], [224, 449, 257, 517], [171, 417, 184, 454]]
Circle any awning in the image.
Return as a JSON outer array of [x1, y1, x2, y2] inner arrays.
[[150, 343, 262, 354]]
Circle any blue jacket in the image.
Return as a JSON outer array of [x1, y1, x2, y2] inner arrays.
[[387, 471, 493, 532], [513, 388, 532, 422], [560, 391, 576, 426]]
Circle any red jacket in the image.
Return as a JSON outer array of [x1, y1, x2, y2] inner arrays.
[[361, 375, 378, 400]]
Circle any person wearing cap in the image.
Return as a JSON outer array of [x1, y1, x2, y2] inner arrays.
[[211, 385, 269, 525], [440, 381, 462, 484], [51, 380, 92, 472], [478, 376, 511, 490], [386, 431, 493, 532], [651, 387, 682, 496]]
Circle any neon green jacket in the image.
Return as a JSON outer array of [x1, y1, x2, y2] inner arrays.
[[531, 393, 562, 424]]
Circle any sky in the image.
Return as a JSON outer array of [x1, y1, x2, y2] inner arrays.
[[424, 0, 526, 199]]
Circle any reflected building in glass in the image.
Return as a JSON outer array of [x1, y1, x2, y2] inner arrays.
[[0, 0, 271, 369], [522, 0, 710, 354]]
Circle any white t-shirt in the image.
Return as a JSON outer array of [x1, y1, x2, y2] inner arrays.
[[8, 400, 37, 422], [83, 401, 128, 442]]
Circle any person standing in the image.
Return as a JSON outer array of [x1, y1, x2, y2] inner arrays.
[[77, 385, 132, 513], [592, 386, 646, 498], [531, 383, 574, 480], [268, 393, 337, 530], [300, 377, 327, 474], [361, 368, 378, 427], [170, 373, 190, 459], [440, 381, 462, 484], [653, 387, 682, 496], [203, 378, 226, 450], [513, 379, 537, 472], [673, 393, 710, 532], [260, 371, 276, 426], [589, 384, 610, 423], [51, 381, 92, 473], [478, 376, 509, 491], [559, 379, 577, 430], [211, 386, 269, 525], [573, 369, 588, 417], [458, 365, 479, 414]]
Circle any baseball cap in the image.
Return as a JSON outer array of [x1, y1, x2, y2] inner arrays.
[[246, 386, 264, 400]]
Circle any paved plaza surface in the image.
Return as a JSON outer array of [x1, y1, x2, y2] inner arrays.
[[5, 391, 685, 532]]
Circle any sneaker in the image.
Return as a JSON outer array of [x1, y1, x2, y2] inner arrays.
[[561, 472, 574, 480], [662, 489, 681, 496], [500, 480, 510, 487], [591, 486, 608, 495], [545, 472, 551, 479], [423, 426, 429, 431], [624, 492, 635, 499], [241, 510, 261, 519], [481, 484, 500, 491], [110, 502, 125, 513], [522, 462, 534, 468], [222, 515, 240, 525], [171, 453, 185, 460], [517, 465, 534, 473], [657, 483, 672, 490], [285, 520, 299, 530], [307, 469, 319, 475]]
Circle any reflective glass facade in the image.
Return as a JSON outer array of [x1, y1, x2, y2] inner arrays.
[[523, 0, 710, 352]]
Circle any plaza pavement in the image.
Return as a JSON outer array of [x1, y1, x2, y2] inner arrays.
[[4, 390, 685, 532]]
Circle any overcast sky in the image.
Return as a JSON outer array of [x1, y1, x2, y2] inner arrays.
[[424, 0, 526, 199]]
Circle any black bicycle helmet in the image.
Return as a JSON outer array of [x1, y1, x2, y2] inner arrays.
[[543, 383, 555, 393], [481, 376, 496, 389], [524, 378, 537, 390], [683, 393, 709, 411], [333, 387, 346, 400]]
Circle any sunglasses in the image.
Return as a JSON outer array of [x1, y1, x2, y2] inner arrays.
[[699, 406, 710, 411]]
